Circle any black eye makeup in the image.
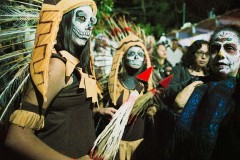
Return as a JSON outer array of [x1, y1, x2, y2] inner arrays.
[[224, 43, 237, 55], [127, 52, 135, 57], [210, 44, 221, 54], [137, 52, 144, 57], [90, 16, 97, 25], [75, 11, 87, 22], [75, 10, 97, 26]]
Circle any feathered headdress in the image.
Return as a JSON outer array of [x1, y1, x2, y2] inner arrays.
[[90, 16, 153, 160], [100, 16, 152, 105], [103, 16, 146, 47]]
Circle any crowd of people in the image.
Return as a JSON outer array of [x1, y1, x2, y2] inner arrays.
[[1, 0, 240, 160]]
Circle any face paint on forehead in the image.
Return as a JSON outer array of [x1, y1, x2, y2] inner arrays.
[[214, 31, 239, 44], [210, 30, 240, 77]]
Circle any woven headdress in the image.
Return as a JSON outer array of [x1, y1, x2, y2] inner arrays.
[[30, 0, 97, 102], [104, 17, 152, 105], [0, 0, 97, 123]]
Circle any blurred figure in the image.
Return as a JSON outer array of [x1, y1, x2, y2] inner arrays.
[[146, 35, 156, 57], [93, 34, 113, 76], [167, 38, 184, 66], [151, 43, 173, 87], [92, 34, 114, 90]]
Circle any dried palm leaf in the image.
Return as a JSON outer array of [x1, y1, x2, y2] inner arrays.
[[0, 0, 43, 125]]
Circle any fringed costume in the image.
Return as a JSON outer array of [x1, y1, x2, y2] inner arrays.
[[4, 0, 102, 158], [108, 34, 152, 160]]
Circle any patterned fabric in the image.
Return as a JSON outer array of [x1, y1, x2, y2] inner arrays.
[[177, 77, 236, 140], [167, 77, 237, 160]]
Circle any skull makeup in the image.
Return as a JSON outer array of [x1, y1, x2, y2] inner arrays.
[[210, 30, 240, 77], [125, 46, 144, 69], [72, 5, 97, 46]]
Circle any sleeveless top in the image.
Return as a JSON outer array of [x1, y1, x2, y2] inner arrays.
[[36, 70, 96, 158]]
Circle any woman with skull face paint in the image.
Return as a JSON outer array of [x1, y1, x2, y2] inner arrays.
[[4, 0, 116, 160], [209, 25, 240, 160], [101, 34, 152, 160], [165, 25, 240, 160]]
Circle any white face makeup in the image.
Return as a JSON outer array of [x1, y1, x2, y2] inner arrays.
[[125, 46, 144, 69], [72, 5, 97, 46], [209, 30, 240, 77]]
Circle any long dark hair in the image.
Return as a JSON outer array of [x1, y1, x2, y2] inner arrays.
[[151, 43, 167, 65], [181, 40, 208, 69], [54, 9, 91, 74]]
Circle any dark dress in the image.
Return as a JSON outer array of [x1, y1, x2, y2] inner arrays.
[[137, 63, 210, 160], [164, 63, 209, 107], [34, 56, 96, 158], [36, 74, 96, 158]]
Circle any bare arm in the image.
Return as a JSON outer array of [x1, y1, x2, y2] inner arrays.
[[173, 81, 203, 113], [5, 125, 74, 160]]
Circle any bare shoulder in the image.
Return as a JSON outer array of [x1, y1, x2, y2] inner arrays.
[[41, 58, 66, 108], [48, 58, 66, 79]]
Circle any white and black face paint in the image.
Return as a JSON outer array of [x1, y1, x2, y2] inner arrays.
[[125, 46, 144, 69], [72, 5, 97, 46], [210, 30, 240, 77]]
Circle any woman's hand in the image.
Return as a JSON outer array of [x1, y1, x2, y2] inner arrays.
[[93, 107, 117, 119], [146, 106, 157, 117], [174, 81, 203, 113], [165, 66, 172, 76]]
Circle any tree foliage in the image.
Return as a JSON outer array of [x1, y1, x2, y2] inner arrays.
[[93, 0, 239, 38]]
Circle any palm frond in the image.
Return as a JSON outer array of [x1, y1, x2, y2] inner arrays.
[[0, 73, 30, 124], [129, 90, 156, 120], [91, 91, 140, 160], [0, 0, 41, 126]]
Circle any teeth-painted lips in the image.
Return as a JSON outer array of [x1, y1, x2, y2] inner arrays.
[[73, 25, 90, 39]]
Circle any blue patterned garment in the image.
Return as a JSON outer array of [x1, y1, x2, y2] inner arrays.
[[177, 77, 237, 141], [166, 77, 238, 160]]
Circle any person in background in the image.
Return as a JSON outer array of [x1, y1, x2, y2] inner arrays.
[[164, 40, 209, 112], [102, 34, 152, 160], [167, 38, 184, 66], [146, 35, 156, 58], [151, 42, 173, 87], [92, 34, 114, 91]]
